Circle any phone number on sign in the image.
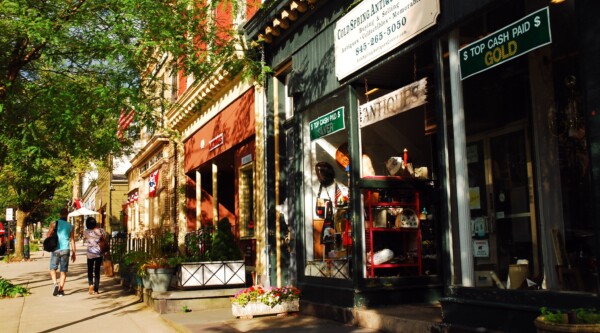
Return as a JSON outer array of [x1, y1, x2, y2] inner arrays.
[[355, 17, 407, 56]]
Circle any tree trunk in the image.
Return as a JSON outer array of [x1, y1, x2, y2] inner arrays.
[[13, 209, 30, 260]]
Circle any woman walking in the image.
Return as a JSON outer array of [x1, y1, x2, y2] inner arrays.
[[83, 217, 105, 295]]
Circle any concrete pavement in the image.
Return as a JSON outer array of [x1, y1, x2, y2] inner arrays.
[[1, 246, 443, 333], [1, 247, 381, 333], [0, 246, 174, 333], [161, 308, 382, 333]]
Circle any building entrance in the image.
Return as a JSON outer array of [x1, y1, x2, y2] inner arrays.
[[467, 125, 539, 288]]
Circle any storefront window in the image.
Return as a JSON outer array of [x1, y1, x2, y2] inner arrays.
[[302, 90, 351, 280], [358, 39, 439, 278], [357, 44, 438, 279], [456, 1, 597, 293]]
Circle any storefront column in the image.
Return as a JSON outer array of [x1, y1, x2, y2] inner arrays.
[[212, 163, 218, 226], [448, 29, 474, 286], [195, 170, 202, 230]]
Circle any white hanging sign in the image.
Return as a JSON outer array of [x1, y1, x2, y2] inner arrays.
[[335, 0, 440, 80], [358, 78, 427, 128]]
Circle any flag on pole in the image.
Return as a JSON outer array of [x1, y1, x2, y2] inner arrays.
[[149, 169, 160, 198], [335, 182, 349, 207], [335, 183, 341, 207], [117, 107, 135, 140]]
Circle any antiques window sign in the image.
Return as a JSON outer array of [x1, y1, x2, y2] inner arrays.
[[359, 78, 427, 128]]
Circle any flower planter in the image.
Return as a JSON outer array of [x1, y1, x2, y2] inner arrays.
[[141, 268, 154, 290], [231, 300, 300, 318], [535, 316, 600, 333], [148, 268, 174, 292], [177, 261, 245, 289]]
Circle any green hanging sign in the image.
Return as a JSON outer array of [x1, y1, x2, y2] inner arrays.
[[459, 7, 552, 80], [309, 107, 345, 141]]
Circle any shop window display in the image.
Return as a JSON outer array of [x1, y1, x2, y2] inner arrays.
[[303, 92, 351, 280], [358, 77, 438, 279]]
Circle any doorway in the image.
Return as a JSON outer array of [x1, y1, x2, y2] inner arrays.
[[467, 124, 539, 287]]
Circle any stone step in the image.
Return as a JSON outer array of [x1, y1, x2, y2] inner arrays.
[[143, 287, 238, 314]]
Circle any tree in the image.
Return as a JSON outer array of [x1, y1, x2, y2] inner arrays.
[[0, 0, 263, 259]]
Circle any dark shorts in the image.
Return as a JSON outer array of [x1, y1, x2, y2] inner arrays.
[[50, 249, 70, 272]]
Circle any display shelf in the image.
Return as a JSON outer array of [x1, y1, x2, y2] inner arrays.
[[360, 176, 434, 190], [364, 187, 422, 278]]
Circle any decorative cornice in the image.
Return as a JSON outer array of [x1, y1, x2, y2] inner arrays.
[[130, 135, 170, 168], [165, 66, 229, 131], [257, 0, 321, 44]]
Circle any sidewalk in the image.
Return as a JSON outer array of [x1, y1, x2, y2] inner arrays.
[[0, 247, 174, 333], [159, 302, 445, 333], [1, 247, 445, 333], [161, 307, 383, 333]]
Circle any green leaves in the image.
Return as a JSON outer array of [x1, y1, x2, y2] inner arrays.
[[0, 0, 261, 215], [0, 277, 30, 298]]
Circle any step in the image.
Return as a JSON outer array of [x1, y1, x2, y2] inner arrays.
[[143, 287, 238, 314]]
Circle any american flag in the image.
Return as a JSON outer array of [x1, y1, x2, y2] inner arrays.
[[149, 169, 160, 198], [117, 107, 135, 140], [335, 183, 342, 207]]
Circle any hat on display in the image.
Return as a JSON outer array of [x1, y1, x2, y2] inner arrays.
[[315, 161, 335, 186]]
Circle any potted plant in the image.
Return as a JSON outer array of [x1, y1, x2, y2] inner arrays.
[[534, 307, 600, 333], [230, 285, 301, 318], [177, 218, 246, 289], [141, 230, 181, 292], [120, 250, 150, 289], [143, 256, 182, 292]]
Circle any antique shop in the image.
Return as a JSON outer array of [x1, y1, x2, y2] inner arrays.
[[246, 0, 599, 331]]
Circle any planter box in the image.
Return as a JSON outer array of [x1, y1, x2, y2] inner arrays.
[[231, 300, 300, 318], [535, 316, 600, 333], [149, 268, 175, 292], [177, 261, 245, 289]]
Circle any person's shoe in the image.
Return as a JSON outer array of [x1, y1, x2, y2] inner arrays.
[[52, 284, 59, 296], [88, 285, 94, 295], [94, 291, 100, 295], [57, 290, 65, 297]]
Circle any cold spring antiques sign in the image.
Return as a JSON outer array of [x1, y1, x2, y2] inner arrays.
[[459, 7, 551, 80], [335, 0, 440, 80]]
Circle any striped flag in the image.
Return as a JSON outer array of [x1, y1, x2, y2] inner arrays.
[[149, 169, 159, 198], [117, 107, 135, 140]]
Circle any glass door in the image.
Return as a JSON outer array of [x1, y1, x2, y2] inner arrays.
[[468, 127, 539, 288]]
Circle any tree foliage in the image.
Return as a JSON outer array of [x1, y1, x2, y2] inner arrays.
[[0, 0, 263, 259]]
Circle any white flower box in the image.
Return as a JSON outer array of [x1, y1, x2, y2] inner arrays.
[[177, 261, 245, 289], [231, 300, 300, 318]]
